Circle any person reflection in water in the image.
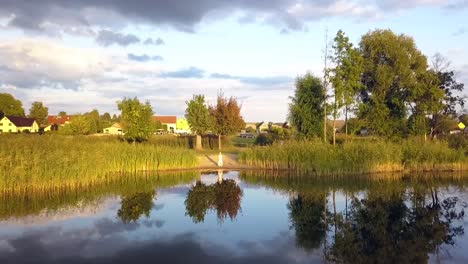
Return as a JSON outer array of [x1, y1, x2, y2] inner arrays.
[[185, 170, 242, 223]]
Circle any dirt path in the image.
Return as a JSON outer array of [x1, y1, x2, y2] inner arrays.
[[197, 153, 249, 170]]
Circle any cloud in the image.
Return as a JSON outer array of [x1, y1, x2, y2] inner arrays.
[[0, 39, 110, 90], [160, 67, 205, 78], [95, 30, 140, 47], [128, 53, 163, 62], [1, 0, 462, 35], [210, 73, 293, 86], [144, 37, 165, 46]]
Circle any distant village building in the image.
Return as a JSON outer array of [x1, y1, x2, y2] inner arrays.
[[45, 115, 73, 131], [103, 123, 124, 135], [0, 116, 39, 133], [176, 118, 191, 134], [153, 116, 177, 133]]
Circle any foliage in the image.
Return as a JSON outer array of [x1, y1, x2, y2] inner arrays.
[[0, 93, 25, 117], [329, 30, 364, 135], [0, 135, 198, 192], [59, 114, 96, 135], [459, 114, 468, 126], [358, 29, 443, 137], [28, 101, 49, 126], [289, 73, 325, 138], [185, 95, 213, 135], [117, 191, 156, 223], [210, 94, 245, 136], [117, 97, 155, 142]]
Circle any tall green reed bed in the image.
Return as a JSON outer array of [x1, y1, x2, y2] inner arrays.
[[0, 135, 198, 192], [239, 139, 468, 175]]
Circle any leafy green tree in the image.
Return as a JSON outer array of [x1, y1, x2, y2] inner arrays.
[[289, 73, 325, 138], [100, 112, 113, 130], [209, 94, 245, 150], [329, 30, 364, 143], [60, 114, 94, 135], [84, 109, 100, 133], [28, 101, 49, 126], [117, 191, 156, 223], [58, 111, 67, 116], [117, 97, 155, 142], [185, 95, 213, 149], [0, 93, 25, 117], [358, 29, 440, 137], [185, 181, 215, 223]]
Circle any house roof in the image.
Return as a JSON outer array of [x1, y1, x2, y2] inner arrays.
[[153, 116, 177, 124], [48, 115, 73, 125], [107, 123, 123, 129], [6, 116, 36, 127]]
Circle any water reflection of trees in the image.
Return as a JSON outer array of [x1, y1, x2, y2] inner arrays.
[[328, 187, 465, 263], [288, 193, 329, 251], [275, 174, 468, 263], [117, 190, 156, 223], [185, 179, 242, 223]]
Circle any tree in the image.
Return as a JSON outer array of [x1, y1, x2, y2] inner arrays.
[[28, 101, 49, 126], [60, 114, 94, 135], [460, 114, 468, 126], [329, 30, 364, 144], [117, 97, 155, 142], [0, 93, 25, 117], [358, 29, 441, 137], [185, 95, 213, 149], [428, 53, 465, 138], [58, 111, 67, 116], [289, 73, 325, 138], [209, 94, 245, 150]]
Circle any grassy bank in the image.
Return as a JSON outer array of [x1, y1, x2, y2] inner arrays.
[[0, 135, 198, 191], [239, 139, 468, 175]]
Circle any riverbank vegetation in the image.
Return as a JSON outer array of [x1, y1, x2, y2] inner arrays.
[[239, 138, 468, 174], [0, 135, 198, 192]]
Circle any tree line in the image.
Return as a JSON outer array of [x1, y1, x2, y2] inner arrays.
[[290, 29, 466, 142]]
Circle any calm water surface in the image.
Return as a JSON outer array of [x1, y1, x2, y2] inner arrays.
[[1, 171, 468, 263]]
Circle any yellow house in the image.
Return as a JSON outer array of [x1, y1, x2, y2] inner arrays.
[[0, 116, 39, 133], [103, 123, 124, 135], [176, 118, 191, 133]]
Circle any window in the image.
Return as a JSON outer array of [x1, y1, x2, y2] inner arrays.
[[0, 123, 2, 126], [9, 123, 12, 126], [0, 129, 2, 132], [8, 129, 12, 132]]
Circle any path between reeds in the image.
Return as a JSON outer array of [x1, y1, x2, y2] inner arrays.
[[197, 153, 251, 170]]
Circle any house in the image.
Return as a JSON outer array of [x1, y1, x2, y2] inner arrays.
[[0, 116, 39, 133], [153, 116, 177, 133], [176, 118, 191, 134], [103, 123, 124, 135], [45, 115, 73, 131]]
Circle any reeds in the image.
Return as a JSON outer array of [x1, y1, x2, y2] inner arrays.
[[0, 134, 198, 192], [239, 138, 468, 175]]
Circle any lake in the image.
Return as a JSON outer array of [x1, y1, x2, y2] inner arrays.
[[1, 170, 468, 263]]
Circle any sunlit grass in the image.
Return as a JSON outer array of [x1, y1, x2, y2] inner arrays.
[[0, 134, 198, 192], [239, 139, 468, 175]]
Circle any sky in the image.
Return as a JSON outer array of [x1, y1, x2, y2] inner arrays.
[[0, 0, 467, 122]]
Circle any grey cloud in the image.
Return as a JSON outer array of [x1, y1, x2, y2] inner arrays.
[[160, 67, 205, 78], [128, 53, 164, 62], [96, 30, 140, 46], [144, 37, 165, 45], [210, 73, 293, 86], [1, 0, 454, 35]]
